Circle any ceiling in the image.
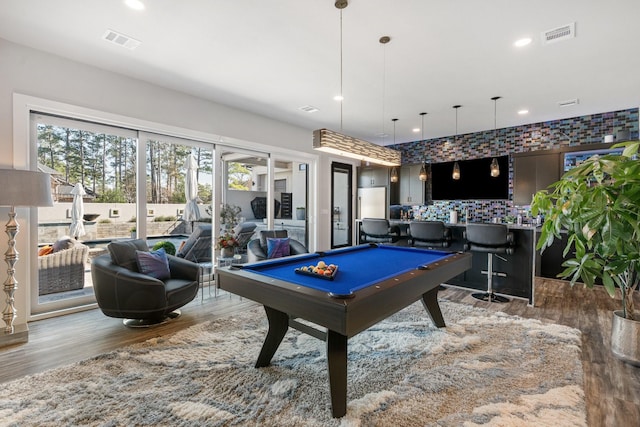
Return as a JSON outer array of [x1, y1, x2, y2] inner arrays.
[[1, 0, 638, 146]]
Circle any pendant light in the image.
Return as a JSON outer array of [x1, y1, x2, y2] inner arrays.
[[313, 1, 401, 166], [390, 118, 399, 183], [452, 105, 461, 180], [418, 112, 428, 181], [490, 96, 501, 177]]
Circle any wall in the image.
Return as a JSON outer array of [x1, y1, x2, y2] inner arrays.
[[388, 108, 639, 222]]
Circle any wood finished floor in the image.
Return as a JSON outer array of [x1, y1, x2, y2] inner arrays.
[[1, 279, 639, 426]]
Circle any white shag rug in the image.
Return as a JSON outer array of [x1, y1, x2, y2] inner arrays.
[[0, 300, 586, 426]]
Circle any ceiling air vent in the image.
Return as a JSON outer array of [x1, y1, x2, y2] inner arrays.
[[542, 22, 575, 45], [558, 98, 579, 108], [102, 29, 141, 50], [299, 105, 319, 113]]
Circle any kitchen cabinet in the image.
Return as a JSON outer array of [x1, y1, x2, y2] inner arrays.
[[357, 166, 389, 188], [513, 152, 560, 206], [399, 164, 425, 205]]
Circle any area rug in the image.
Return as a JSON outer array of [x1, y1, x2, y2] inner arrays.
[[0, 300, 586, 426]]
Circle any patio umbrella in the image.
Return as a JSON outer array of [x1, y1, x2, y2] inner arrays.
[[183, 154, 201, 232], [69, 182, 86, 239]]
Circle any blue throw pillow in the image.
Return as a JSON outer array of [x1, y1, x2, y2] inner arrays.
[[135, 247, 171, 280], [267, 237, 290, 259]]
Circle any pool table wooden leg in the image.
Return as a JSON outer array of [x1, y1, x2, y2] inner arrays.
[[421, 287, 446, 328], [255, 305, 289, 368], [327, 330, 348, 418]]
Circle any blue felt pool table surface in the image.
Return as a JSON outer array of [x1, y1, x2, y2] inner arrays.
[[239, 244, 455, 297]]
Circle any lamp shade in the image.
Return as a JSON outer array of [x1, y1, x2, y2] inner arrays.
[[0, 169, 53, 207], [419, 163, 427, 181]]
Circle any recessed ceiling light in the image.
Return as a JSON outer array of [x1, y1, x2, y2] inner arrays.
[[124, 0, 145, 11], [412, 128, 420, 133], [514, 37, 532, 47], [333, 95, 344, 101], [518, 109, 529, 115]]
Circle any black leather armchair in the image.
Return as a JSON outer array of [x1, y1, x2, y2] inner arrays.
[[247, 230, 308, 263], [91, 239, 200, 327], [360, 218, 401, 244]]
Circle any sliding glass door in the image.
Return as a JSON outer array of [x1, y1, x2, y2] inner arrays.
[[32, 114, 214, 316], [140, 132, 214, 240], [29, 106, 313, 319], [33, 113, 138, 315], [217, 147, 309, 259]]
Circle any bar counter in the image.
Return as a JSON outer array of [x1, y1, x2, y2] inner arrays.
[[442, 223, 537, 306], [358, 220, 538, 305]]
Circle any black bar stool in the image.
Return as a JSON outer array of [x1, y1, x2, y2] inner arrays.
[[410, 221, 451, 290], [409, 221, 451, 249], [463, 223, 515, 303]]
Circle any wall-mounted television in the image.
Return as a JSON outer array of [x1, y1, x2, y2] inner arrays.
[[431, 156, 509, 200]]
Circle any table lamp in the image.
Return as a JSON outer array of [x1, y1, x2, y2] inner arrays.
[[0, 169, 53, 339]]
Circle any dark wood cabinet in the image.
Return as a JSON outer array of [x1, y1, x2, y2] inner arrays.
[[513, 152, 560, 206]]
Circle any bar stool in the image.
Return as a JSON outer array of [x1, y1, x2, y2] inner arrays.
[[360, 218, 401, 244], [409, 221, 451, 249], [463, 223, 514, 303]]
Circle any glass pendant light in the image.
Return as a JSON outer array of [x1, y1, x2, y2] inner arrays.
[[390, 118, 399, 182], [490, 96, 501, 177], [452, 105, 461, 180], [418, 112, 428, 181]]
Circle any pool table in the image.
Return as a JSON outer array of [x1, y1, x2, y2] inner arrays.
[[216, 243, 472, 417]]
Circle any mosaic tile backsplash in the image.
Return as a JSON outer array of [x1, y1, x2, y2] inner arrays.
[[387, 108, 639, 223]]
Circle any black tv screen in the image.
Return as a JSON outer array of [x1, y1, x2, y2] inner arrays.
[[431, 156, 509, 200]]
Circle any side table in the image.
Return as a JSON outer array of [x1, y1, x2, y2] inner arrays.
[[198, 262, 214, 301]]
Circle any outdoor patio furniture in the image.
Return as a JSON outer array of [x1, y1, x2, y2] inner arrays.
[[175, 224, 212, 263], [38, 243, 89, 295], [247, 230, 308, 262], [233, 222, 257, 252], [250, 197, 280, 219]]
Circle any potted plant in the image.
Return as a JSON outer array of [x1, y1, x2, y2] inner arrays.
[[531, 140, 640, 365], [220, 204, 242, 230], [217, 233, 239, 258], [152, 241, 176, 256]]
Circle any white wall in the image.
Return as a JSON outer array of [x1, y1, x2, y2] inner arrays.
[[0, 38, 358, 329]]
